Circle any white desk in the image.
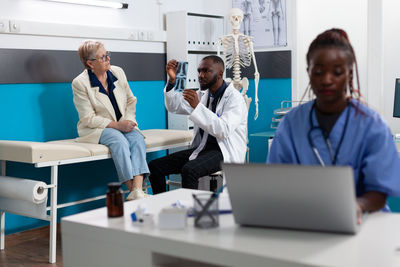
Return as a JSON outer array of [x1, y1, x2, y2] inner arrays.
[[62, 189, 400, 267]]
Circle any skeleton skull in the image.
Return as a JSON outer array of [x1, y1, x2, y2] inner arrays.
[[229, 8, 243, 30]]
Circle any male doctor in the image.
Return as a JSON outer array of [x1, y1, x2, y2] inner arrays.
[[149, 56, 248, 193]]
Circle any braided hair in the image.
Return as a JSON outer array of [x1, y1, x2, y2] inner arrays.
[[304, 28, 361, 102]]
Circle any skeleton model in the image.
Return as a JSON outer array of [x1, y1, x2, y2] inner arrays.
[[218, 8, 260, 119]]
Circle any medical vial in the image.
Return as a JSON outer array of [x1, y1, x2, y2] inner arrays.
[[106, 182, 124, 217]]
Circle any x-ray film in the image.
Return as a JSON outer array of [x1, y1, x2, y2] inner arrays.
[[175, 61, 188, 92]]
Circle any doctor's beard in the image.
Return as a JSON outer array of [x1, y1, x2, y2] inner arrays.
[[199, 75, 218, 91]]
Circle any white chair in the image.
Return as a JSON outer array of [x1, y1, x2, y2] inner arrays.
[[198, 171, 224, 192]]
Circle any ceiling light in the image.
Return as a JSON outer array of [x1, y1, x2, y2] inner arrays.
[[45, 0, 128, 9]]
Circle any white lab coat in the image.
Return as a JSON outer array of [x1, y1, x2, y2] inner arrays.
[[164, 82, 248, 163]]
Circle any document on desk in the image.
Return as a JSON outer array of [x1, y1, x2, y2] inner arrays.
[[218, 193, 232, 211]]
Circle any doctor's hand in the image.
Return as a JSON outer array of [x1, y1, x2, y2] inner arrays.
[[183, 89, 199, 108], [107, 120, 136, 133], [166, 59, 178, 84]]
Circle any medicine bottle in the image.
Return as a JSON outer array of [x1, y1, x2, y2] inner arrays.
[[106, 182, 124, 217]]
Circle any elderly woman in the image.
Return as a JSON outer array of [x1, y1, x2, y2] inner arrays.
[[72, 40, 149, 200]]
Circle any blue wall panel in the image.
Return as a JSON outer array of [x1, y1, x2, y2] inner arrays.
[[0, 80, 167, 235], [130, 81, 167, 130], [0, 83, 78, 141], [246, 78, 292, 162], [388, 197, 400, 212]]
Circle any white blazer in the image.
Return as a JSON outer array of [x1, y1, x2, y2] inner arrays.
[[164, 82, 248, 163], [72, 65, 137, 144]]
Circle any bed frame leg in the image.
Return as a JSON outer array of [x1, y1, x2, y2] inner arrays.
[[49, 165, 58, 263], [1, 160, 5, 177], [0, 211, 4, 250], [1, 160, 6, 250]]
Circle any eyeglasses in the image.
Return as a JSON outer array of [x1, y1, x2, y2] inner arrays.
[[90, 51, 111, 62]]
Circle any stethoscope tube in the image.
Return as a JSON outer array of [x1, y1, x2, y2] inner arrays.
[[307, 101, 351, 166]]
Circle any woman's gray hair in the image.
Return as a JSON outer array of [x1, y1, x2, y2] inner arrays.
[[78, 40, 104, 69]]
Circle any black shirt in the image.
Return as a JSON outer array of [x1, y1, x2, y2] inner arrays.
[[315, 107, 342, 137], [203, 81, 228, 149], [88, 69, 122, 121]]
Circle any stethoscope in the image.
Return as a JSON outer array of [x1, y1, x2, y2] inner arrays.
[[307, 101, 351, 166]]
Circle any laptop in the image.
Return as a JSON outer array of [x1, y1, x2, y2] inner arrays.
[[222, 163, 359, 234]]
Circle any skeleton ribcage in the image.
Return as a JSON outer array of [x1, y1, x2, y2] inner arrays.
[[223, 35, 252, 69]]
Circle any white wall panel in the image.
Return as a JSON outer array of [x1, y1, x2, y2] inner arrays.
[[294, 0, 368, 106], [0, 0, 232, 52], [382, 0, 400, 133]]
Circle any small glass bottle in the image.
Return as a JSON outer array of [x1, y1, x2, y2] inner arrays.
[[106, 182, 124, 218]]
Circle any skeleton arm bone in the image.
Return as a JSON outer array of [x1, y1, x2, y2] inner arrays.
[[248, 38, 260, 120], [217, 37, 226, 73], [217, 38, 221, 57], [218, 36, 227, 58]]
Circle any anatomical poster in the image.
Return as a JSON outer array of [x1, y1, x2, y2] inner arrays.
[[232, 0, 287, 48]]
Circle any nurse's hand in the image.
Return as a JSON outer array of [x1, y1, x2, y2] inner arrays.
[[183, 89, 199, 108], [356, 192, 386, 225], [166, 59, 178, 84], [356, 202, 363, 225]]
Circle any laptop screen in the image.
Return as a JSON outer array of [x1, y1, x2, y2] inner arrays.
[[394, 79, 400, 118], [223, 163, 358, 234]]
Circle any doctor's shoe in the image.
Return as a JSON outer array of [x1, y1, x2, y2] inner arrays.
[[126, 188, 151, 201]]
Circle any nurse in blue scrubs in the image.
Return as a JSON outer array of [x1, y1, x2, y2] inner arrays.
[[268, 29, 400, 222]]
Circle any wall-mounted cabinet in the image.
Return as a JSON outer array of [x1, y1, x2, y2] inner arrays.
[[166, 11, 224, 131]]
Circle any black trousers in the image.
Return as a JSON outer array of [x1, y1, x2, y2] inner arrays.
[[148, 147, 223, 194]]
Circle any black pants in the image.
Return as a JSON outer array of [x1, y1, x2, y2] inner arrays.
[[148, 147, 223, 194]]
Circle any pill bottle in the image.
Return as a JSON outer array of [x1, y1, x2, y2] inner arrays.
[[107, 182, 124, 217]]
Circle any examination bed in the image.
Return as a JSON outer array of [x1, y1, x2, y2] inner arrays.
[[0, 129, 193, 263]]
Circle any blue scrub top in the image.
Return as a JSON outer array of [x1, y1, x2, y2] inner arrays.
[[268, 99, 400, 198]]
